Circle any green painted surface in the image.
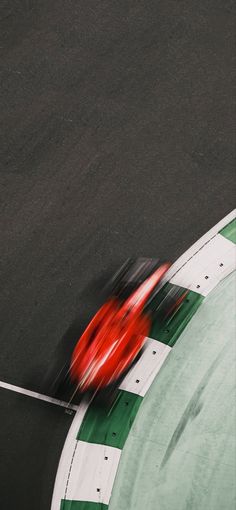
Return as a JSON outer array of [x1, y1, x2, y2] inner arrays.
[[149, 284, 204, 347], [61, 501, 107, 510], [109, 271, 236, 510], [220, 218, 236, 243], [77, 391, 142, 449]]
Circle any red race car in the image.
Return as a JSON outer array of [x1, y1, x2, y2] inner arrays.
[[44, 258, 187, 400], [70, 258, 189, 394]]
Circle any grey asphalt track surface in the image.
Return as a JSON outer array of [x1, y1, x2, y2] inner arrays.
[[0, 2, 235, 509]]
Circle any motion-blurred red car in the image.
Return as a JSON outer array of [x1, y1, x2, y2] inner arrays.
[[69, 258, 186, 394]]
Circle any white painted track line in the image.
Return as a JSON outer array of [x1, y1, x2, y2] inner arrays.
[[0, 380, 79, 411]]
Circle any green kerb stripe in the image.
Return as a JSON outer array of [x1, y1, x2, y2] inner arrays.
[[77, 391, 142, 448], [148, 283, 204, 347], [220, 218, 236, 243], [61, 500, 108, 510]]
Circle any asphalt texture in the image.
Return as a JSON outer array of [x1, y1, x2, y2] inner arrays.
[[0, 2, 235, 510]]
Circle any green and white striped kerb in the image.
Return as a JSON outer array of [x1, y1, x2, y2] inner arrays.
[[51, 210, 236, 510]]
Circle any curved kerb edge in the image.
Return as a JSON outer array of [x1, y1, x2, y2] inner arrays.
[[51, 209, 236, 510]]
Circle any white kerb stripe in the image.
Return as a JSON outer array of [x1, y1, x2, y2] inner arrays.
[[119, 338, 171, 397], [170, 234, 236, 296], [162, 209, 236, 285], [65, 441, 121, 505]]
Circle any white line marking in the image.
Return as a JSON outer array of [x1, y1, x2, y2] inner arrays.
[[0, 380, 79, 411]]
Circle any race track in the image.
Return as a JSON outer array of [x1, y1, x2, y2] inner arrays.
[[0, 2, 235, 509]]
